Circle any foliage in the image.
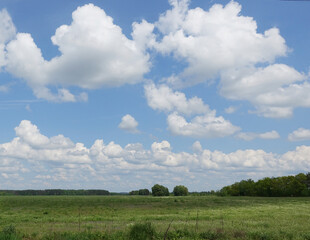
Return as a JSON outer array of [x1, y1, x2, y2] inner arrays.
[[0, 225, 21, 240], [139, 189, 150, 196], [220, 172, 310, 197], [129, 189, 150, 196], [173, 185, 189, 196], [0, 189, 110, 196], [151, 184, 169, 196], [129, 190, 139, 195], [128, 222, 156, 240]]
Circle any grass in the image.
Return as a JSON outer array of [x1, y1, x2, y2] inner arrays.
[[0, 195, 309, 239]]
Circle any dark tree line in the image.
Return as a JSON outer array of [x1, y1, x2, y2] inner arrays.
[[0, 189, 110, 196], [220, 173, 310, 197], [129, 189, 150, 196], [130, 184, 189, 196]]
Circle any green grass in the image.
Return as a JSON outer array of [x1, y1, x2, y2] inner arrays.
[[0, 195, 309, 239]]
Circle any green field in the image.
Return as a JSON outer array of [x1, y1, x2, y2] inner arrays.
[[0, 195, 309, 239]]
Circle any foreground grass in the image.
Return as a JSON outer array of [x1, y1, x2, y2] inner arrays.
[[0, 195, 309, 239]]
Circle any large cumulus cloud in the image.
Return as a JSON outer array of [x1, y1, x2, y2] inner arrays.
[[3, 4, 150, 102]]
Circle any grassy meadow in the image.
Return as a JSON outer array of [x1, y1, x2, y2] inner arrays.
[[0, 195, 309, 239]]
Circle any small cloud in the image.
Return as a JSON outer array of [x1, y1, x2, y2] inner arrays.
[[167, 112, 240, 138], [118, 114, 139, 133], [192, 141, 202, 153], [259, 130, 280, 140], [25, 104, 31, 112], [0, 85, 9, 92], [78, 92, 88, 102], [288, 128, 310, 142], [225, 106, 237, 114], [236, 132, 256, 141], [236, 130, 280, 141]]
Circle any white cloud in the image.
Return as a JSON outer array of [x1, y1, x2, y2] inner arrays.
[[288, 128, 310, 142], [145, 83, 239, 138], [133, 0, 307, 118], [118, 114, 139, 133], [144, 82, 209, 115], [0, 120, 308, 190], [132, 20, 156, 51], [0, 43, 6, 68], [153, 1, 287, 87], [220, 64, 307, 118], [259, 130, 280, 140], [0, 9, 16, 69], [237, 130, 280, 141], [167, 112, 240, 138], [0, 84, 9, 92], [4, 4, 150, 102], [0, 9, 16, 44], [225, 106, 237, 114], [192, 141, 202, 153]]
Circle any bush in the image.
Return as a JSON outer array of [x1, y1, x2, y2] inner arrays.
[[128, 222, 156, 240], [0, 225, 21, 240], [173, 185, 189, 196], [138, 189, 150, 195], [151, 184, 169, 196], [129, 190, 139, 195], [129, 189, 150, 196]]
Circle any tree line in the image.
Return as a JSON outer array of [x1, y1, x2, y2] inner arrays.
[[130, 184, 189, 196], [219, 173, 310, 197], [0, 189, 110, 196]]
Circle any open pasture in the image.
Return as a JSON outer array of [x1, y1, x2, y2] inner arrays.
[[0, 195, 309, 239]]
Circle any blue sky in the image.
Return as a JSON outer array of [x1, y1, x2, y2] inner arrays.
[[0, 0, 310, 191]]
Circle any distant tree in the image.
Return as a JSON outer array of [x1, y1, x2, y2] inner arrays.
[[138, 189, 150, 195], [151, 184, 169, 196], [129, 190, 139, 195], [173, 185, 189, 196]]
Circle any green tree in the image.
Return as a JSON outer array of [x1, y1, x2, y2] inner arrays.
[[151, 184, 169, 196], [173, 185, 189, 196], [138, 189, 150, 195], [129, 190, 139, 195]]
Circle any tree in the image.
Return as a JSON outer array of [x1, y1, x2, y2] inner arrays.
[[173, 185, 189, 196], [129, 190, 139, 195], [138, 189, 150, 195], [151, 184, 169, 196]]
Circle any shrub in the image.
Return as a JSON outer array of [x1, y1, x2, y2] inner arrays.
[[0, 225, 21, 240], [138, 189, 150, 195], [151, 184, 169, 196], [173, 185, 189, 196], [128, 222, 156, 240]]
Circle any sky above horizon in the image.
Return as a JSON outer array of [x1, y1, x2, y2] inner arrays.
[[0, 0, 310, 192]]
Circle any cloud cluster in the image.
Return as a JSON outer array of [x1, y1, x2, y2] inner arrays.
[[0, 120, 308, 190], [134, 0, 308, 118], [1, 1, 309, 117], [145, 82, 240, 138]]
